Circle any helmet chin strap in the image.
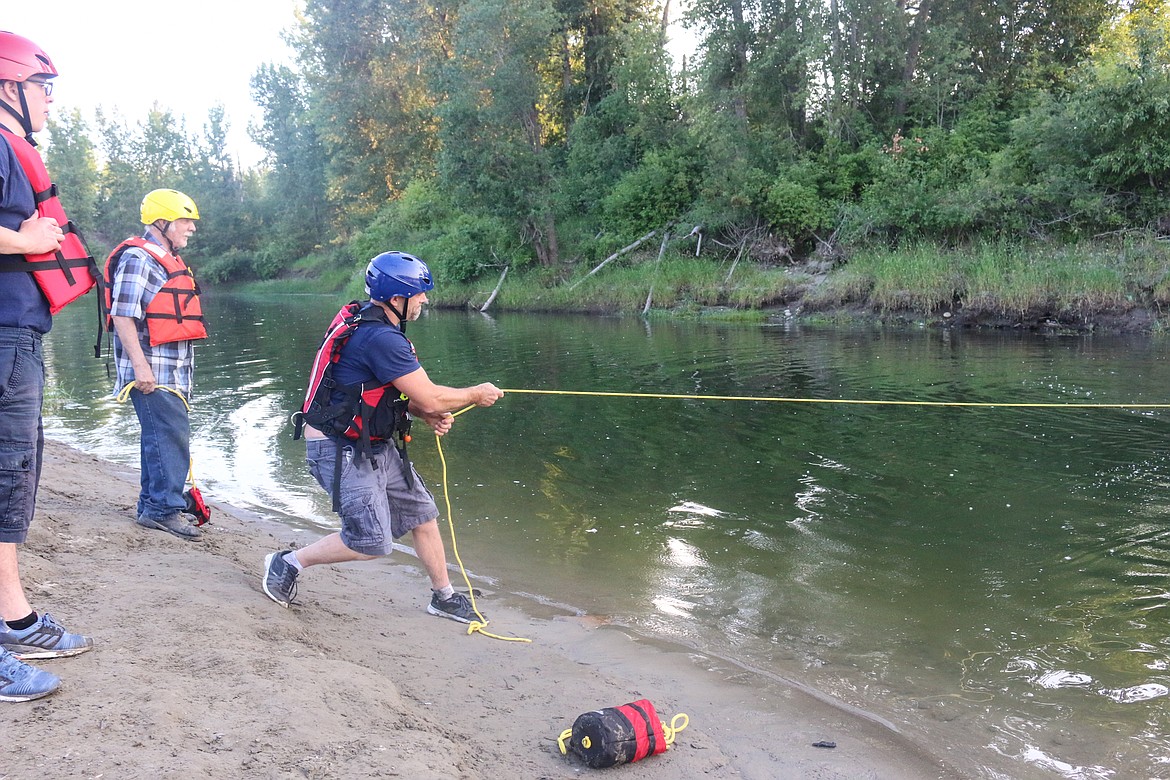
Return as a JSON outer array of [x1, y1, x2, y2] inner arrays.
[[0, 83, 36, 145], [388, 298, 409, 334], [151, 221, 176, 254]]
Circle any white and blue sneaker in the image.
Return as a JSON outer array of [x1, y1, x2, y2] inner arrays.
[[0, 612, 93, 660], [0, 647, 60, 702]]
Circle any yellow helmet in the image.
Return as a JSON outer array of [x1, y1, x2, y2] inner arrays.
[[140, 189, 199, 225]]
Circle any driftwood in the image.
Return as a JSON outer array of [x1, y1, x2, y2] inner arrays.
[[479, 264, 509, 312], [642, 229, 671, 316], [725, 240, 747, 284], [568, 229, 658, 291], [688, 224, 703, 256]]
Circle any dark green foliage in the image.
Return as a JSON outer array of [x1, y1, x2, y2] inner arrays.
[[561, 19, 682, 220], [602, 148, 702, 235], [199, 249, 254, 285], [973, 3, 1170, 238], [763, 179, 828, 247], [415, 213, 527, 282], [44, 110, 99, 236], [353, 179, 530, 284], [39, 0, 1168, 289], [297, 0, 442, 226], [250, 64, 330, 259]]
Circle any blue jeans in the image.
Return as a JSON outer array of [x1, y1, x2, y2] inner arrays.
[[0, 327, 44, 544], [130, 387, 189, 520]]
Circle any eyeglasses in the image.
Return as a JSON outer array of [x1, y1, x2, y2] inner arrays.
[[25, 80, 53, 97]]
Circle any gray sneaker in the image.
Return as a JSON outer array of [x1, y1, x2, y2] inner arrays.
[[0, 647, 59, 702], [0, 612, 94, 660], [262, 550, 299, 608], [427, 591, 487, 625], [137, 512, 201, 540]]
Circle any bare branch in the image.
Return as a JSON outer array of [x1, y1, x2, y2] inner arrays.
[[643, 229, 671, 316], [479, 264, 509, 312], [568, 229, 658, 290]]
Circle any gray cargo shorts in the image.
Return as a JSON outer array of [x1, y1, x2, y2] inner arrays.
[[306, 437, 439, 556]]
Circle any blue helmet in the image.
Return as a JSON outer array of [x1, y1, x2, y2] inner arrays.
[[364, 251, 434, 302]]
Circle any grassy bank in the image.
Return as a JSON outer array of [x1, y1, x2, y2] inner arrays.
[[228, 234, 1170, 332]]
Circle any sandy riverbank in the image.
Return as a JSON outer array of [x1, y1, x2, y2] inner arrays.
[[0, 440, 960, 779]]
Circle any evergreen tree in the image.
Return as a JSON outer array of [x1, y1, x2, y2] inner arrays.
[[44, 109, 99, 240]]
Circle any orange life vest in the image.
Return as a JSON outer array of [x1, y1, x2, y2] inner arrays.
[[103, 237, 207, 346], [0, 127, 98, 314]]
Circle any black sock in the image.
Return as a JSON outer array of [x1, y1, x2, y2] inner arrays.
[[6, 611, 38, 631]]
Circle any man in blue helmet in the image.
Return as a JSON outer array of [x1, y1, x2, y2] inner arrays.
[[262, 251, 504, 624]]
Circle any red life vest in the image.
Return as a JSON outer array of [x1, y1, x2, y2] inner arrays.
[[294, 301, 410, 444], [103, 237, 207, 346], [292, 301, 415, 511], [0, 127, 98, 314]]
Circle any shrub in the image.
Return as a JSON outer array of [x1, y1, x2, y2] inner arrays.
[[415, 213, 528, 283], [762, 180, 829, 246], [601, 148, 700, 236], [199, 249, 252, 285]]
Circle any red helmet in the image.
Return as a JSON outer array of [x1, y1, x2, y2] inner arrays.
[[0, 31, 58, 82]]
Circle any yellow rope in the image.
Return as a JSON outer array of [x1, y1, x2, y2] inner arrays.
[[435, 405, 531, 643], [662, 712, 689, 744], [557, 712, 689, 756], [557, 728, 573, 755], [115, 380, 191, 410], [436, 382, 1170, 644], [500, 388, 1170, 409]]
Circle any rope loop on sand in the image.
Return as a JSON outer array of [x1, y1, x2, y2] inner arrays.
[[436, 404, 531, 643]]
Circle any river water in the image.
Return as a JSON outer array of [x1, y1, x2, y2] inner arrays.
[[42, 293, 1170, 779]]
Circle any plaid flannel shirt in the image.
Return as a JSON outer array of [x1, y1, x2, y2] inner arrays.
[[109, 233, 195, 398]]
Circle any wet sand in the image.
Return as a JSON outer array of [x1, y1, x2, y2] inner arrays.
[[0, 440, 961, 779]]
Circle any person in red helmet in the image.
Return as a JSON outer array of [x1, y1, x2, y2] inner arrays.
[[0, 31, 94, 703]]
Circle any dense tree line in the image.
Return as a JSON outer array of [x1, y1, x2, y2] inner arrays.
[[44, 0, 1170, 287]]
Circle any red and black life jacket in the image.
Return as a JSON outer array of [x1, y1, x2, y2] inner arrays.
[[292, 301, 414, 510], [0, 127, 99, 315], [103, 237, 207, 347]]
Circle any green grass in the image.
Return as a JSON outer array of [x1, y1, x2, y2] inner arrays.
[[437, 255, 806, 313], [811, 239, 1150, 320], [219, 232, 1170, 331], [963, 242, 1132, 316], [853, 244, 961, 312]]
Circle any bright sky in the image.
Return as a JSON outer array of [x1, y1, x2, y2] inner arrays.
[[4, 0, 300, 168]]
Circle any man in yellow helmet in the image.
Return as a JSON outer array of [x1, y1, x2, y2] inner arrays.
[[103, 189, 208, 540]]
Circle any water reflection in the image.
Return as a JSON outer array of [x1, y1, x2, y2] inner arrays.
[[40, 295, 1170, 779]]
